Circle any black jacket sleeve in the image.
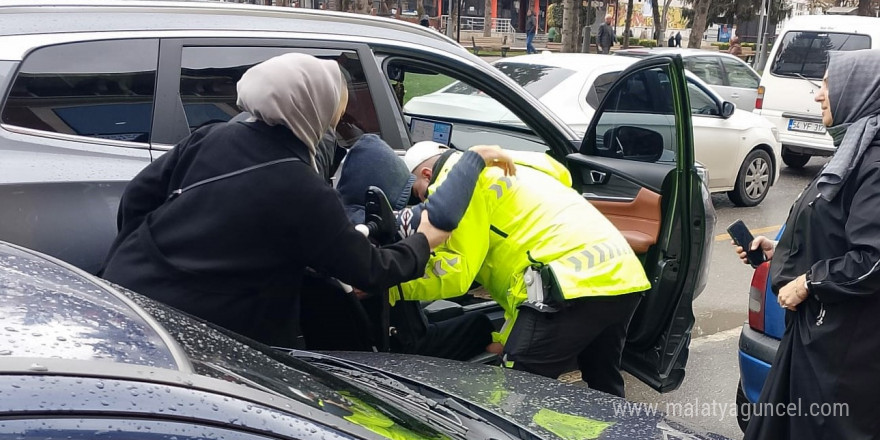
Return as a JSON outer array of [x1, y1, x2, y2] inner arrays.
[[810, 159, 880, 303], [423, 151, 485, 231], [297, 178, 430, 290]]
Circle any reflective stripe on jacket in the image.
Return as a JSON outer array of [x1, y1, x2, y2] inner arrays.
[[394, 151, 650, 343]]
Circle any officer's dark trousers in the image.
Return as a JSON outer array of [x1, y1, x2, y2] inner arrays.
[[504, 292, 641, 397]]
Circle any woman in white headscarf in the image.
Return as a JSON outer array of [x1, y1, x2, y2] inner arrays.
[[735, 49, 880, 440], [100, 53, 453, 349]]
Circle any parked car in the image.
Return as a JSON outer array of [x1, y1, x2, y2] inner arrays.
[[736, 228, 786, 432], [0, 0, 714, 394], [406, 53, 781, 207], [614, 48, 762, 112], [753, 14, 880, 168], [0, 239, 732, 440]]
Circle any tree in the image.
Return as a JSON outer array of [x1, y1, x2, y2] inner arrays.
[[561, 0, 576, 52], [650, 0, 661, 44], [623, 0, 634, 49], [686, 0, 709, 48], [483, 0, 492, 36], [653, 0, 674, 46], [682, 0, 792, 46]]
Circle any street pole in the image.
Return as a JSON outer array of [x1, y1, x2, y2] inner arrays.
[[754, 0, 769, 69]]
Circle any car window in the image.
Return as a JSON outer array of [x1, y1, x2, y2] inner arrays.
[[586, 72, 619, 108], [687, 81, 720, 116], [771, 31, 871, 79], [1, 40, 159, 144], [720, 57, 759, 89], [587, 66, 677, 162], [391, 62, 550, 152], [684, 56, 724, 86], [178, 46, 379, 146]]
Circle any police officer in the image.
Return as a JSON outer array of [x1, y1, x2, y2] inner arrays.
[[397, 142, 650, 397]]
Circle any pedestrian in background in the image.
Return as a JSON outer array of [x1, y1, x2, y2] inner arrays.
[[525, 9, 537, 54], [728, 36, 742, 56], [597, 14, 615, 54], [419, 14, 429, 27], [674, 31, 682, 47], [735, 49, 880, 440]]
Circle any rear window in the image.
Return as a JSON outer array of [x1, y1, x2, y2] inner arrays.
[[1, 40, 158, 143], [771, 31, 871, 79], [493, 63, 576, 98]]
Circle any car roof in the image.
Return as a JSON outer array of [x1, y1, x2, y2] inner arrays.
[[497, 53, 637, 72], [616, 47, 741, 59], [780, 13, 880, 32], [496, 52, 725, 103], [0, 0, 464, 55]]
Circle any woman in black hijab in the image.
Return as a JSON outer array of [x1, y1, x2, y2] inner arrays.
[[100, 53, 455, 349], [737, 49, 880, 439]]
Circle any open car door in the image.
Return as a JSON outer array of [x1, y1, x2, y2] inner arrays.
[[564, 55, 713, 392]]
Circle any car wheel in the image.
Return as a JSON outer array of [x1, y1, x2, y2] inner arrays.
[[781, 148, 810, 168], [736, 380, 752, 433], [728, 149, 772, 207]]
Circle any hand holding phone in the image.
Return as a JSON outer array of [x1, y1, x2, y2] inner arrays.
[[727, 220, 767, 268]]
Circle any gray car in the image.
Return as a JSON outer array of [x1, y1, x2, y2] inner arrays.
[[615, 48, 762, 111], [0, 0, 714, 399]]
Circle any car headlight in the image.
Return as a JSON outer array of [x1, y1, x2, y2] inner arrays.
[[770, 127, 780, 144]]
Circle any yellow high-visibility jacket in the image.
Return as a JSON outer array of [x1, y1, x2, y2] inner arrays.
[[394, 151, 651, 343]]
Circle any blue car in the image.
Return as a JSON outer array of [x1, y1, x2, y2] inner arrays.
[[736, 228, 785, 432]]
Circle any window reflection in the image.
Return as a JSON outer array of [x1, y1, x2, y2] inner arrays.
[[1, 40, 159, 143]]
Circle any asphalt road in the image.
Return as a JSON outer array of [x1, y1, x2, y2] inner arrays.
[[619, 156, 831, 439]]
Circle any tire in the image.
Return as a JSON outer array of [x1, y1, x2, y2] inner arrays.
[[781, 148, 811, 168], [728, 149, 773, 207], [736, 380, 752, 433]]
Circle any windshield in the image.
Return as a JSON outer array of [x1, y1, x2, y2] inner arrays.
[[771, 31, 871, 79]]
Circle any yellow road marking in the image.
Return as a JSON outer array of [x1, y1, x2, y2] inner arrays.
[[714, 225, 782, 242]]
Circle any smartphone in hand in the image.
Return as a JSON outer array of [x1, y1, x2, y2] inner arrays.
[[727, 220, 766, 268]]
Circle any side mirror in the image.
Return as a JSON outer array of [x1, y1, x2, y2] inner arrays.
[[601, 126, 664, 163], [721, 101, 735, 119]]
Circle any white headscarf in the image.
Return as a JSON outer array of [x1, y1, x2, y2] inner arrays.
[[236, 53, 346, 170]]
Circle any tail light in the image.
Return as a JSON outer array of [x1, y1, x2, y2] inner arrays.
[[748, 262, 770, 332], [755, 86, 765, 110]]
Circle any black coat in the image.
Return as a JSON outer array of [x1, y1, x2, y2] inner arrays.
[[747, 140, 880, 439], [101, 120, 429, 348]]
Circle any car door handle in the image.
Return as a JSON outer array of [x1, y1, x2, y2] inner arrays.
[[589, 170, 608, 184], [730, 92, 740, 98]]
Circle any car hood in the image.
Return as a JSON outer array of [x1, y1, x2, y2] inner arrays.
[[404, 93, 522, 125], [330, 352, 729, 440]]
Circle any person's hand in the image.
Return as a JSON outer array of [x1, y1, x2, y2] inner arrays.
[[469, 145, 516, 176], [417, 209, 451, 249], [486, 342, 504, 355], [732, 235, 775, 265], [778, 274, 809, 311]]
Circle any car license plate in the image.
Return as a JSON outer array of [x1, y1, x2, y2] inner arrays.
[[788, 119, 826, 134]]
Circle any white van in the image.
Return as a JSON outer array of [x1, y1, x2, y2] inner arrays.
[[754, 14, 879, 168]]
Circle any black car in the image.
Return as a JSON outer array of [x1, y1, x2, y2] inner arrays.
[[0, 240, 728, 439], [0, 0, 713, 394]]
